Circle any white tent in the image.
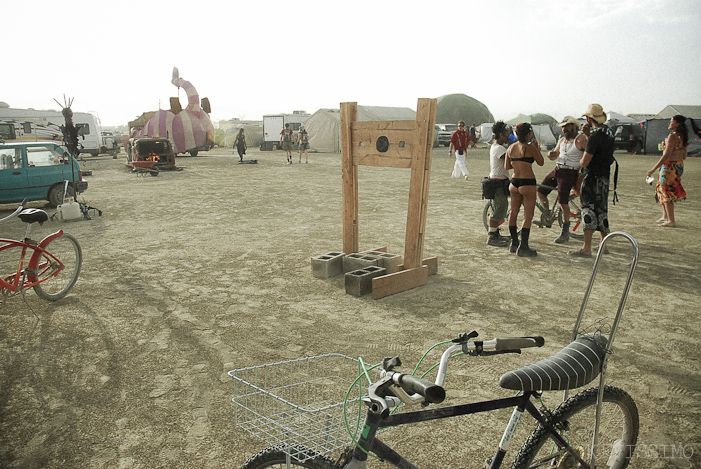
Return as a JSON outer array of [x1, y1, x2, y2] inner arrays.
[[532, 124, 557, 150], [304, 106, 417, 153], [478, 123, 493, 143], [607, 111, 636, 125]]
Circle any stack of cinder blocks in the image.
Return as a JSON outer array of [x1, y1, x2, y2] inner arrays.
[[311, 251, 404, 297]]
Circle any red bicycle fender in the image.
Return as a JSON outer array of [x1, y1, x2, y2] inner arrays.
[[28, 230, 65, 270]]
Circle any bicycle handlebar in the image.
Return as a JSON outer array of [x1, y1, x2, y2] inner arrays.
[[0, 199, 27, 224], [390, 372, 446, 404], [461, 336, 544, 355]]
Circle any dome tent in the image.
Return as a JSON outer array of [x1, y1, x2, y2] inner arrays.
[[435, 94, 494, 126], [505, 113, 557, 126]]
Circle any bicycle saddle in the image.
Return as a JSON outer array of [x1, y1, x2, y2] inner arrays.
[[498, 333, 608, 392], [19, 208, 49, 224]]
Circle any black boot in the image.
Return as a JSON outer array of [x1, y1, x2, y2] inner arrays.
[[555, 222, 570, 244], [509, 225, 520, 253], [517, 228, 537, 257], [487, 230, 510, 247]]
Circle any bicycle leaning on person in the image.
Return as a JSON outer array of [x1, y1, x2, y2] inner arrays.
[[537, 117, 587, 244]]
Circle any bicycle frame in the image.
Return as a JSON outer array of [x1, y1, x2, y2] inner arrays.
[[0, 230, 66, 293], [349, 391, 589, 469]]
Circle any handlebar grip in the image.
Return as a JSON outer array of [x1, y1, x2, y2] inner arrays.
[[395, 374, 446, 404], [495, 336, 545, 351]]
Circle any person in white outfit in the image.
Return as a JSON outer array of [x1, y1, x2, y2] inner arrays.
[[449, 120, 474, 180]]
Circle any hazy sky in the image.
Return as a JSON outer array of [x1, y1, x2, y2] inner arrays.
[[3, 0, 700, 127]]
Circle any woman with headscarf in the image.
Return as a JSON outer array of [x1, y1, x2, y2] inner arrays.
[[647, 114, 688, 227]]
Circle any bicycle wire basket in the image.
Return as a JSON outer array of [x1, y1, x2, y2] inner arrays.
[[229, 353, 364, 462]]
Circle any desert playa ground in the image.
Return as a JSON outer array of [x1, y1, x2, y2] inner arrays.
[[0, 145, 699, 468]]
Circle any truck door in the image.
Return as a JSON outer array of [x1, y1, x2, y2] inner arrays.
[[0, 147, 30, 202], [263, 115, 285, 150]]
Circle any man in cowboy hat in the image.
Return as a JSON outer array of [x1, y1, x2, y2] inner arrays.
[[537, 117, 588, 244], [570, 104, 615, 257]]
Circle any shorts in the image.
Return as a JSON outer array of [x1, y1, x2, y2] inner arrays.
[[299, 142, 309, 151], [538, 167, 579, 202], [511, 178, 536, 188], [580, 173, 610, 233], [283, 142, 293, 152], [490, 184, 509, 222]]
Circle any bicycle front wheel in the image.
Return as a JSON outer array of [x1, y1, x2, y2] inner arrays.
[[483, 200, 511, 232], [32, 233, 82, 301], [241, 445, 334, 469], [559, 195, 585, 239], [512, 386, 639, 469]]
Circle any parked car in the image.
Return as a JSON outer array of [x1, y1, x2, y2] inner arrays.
[[437, 124, 459, 147], [613, 123, 645, 153], [0, 141, 88, 206]]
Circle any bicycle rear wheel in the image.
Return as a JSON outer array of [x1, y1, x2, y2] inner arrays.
[[32, 233, 82, 301], [241, 445, 334, 469], [512, 386, 639, 469]]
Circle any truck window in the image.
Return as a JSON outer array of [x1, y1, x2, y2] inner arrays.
[[289, 123, 301, 131], [76, 123, 89, 136], [0, 123, 16, 140], [0, 148, 21, 170], [22, 122, 32, 134]]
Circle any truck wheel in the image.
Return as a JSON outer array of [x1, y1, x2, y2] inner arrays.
[[189, 150, 199, 157]]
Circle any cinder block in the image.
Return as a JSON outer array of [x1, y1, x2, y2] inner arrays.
[[365, 251, 403, 274], [311, 251, 345, 278], [345, 266, 387, 297], [342, 253, 379, 273]]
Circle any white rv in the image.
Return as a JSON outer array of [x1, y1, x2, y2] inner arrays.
[[260, 111, 310, 151], [0, 107, 102, 156]]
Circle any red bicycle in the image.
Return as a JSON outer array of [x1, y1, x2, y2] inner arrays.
[[1, 201, 82, 307]]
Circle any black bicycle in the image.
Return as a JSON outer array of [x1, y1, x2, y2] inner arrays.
[[232, 233, 640, 469], [483, 184, 584, 239]]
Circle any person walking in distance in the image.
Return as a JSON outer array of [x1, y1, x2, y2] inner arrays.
[[280, 123, 295, 164], [486, 121, 512, 247], [449, 120, 475, 180], [505, 123, 544, 257], [646, 114, 688, 227], [537, 117, 587, 243], [298, 125, 310, 164], [234, 128, 247, 163], [570, 104, 615, 257]]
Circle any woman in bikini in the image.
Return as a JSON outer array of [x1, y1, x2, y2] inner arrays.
[[505, 123, 544, 257], [646, 114, 688, 227]]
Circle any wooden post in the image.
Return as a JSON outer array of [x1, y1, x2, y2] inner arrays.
[[341, 102, 358, 254]]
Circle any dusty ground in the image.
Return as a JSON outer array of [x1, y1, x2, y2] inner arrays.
[[1, 144, 699, 468]]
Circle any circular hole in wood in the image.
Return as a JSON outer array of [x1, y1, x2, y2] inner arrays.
[[376, 136, 389, 153]]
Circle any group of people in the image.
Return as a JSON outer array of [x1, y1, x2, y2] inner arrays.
[[232, 123, 311, 164], [458, 104, 689, 258], [280, 123, 310, 164]]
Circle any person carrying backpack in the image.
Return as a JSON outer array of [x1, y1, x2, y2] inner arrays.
[[298, 125, 309, 164], [280, 123, 295, 164], [570, 103, 615, 257]]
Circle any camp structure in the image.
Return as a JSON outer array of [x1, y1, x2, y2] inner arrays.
[[435, 94, 493, 127], [131, 67, 215, 157], [304, 106, 417, 153], [505, 113, 557, 126], [643, 105, 701, 156]]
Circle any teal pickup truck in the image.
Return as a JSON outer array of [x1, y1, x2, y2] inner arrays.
[[0, 141, 88, 207]]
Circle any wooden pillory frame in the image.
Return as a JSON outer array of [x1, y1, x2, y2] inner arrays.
[[341, 98, 438, 299]]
